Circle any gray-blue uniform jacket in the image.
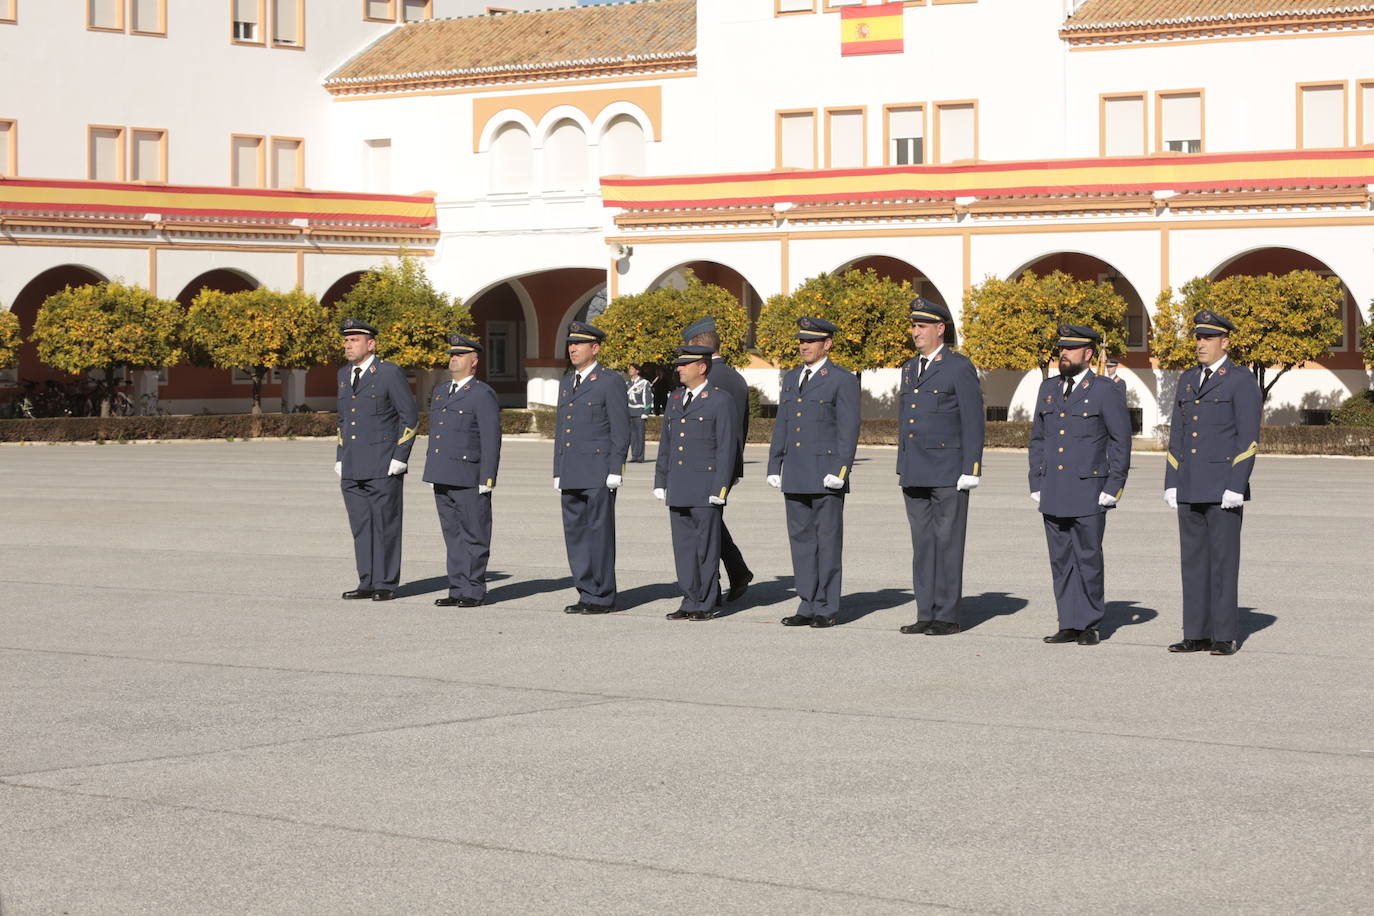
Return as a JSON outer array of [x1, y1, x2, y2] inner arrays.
[[654, 383, 740, 506], [709, 357, 750, 480], [1028, 370, 1131, 517], [1165, 360, 1261, 503], [421, 379, 501, 489], [336, 359, 418, 478], [553, 365, 630, 488], [895, 349, 985, 487], [767, 361, 860, 494]]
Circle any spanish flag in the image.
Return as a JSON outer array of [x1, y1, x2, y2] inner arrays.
[[841, 2, 904, 56]]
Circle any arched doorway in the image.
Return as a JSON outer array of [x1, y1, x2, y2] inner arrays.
[[651, 260, 763, 346], [1209, 247, 1364, 423], [7, 265, 108, 387], [164, 269, 262, 411]]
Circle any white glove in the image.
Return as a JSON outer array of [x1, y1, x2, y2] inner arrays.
[[1098, 491, 1119, 508], [553, 477, 561, 491], [956, 474, 980, 492], [1221, 489, 1244, 510], [387, 459, 407, 476], [822, 474, 845, 490], [1163, 487, 1178, 509], [653, 487, 665, 501], [708, 495, 726, 506], [1030, 491, 1040, 505], [334, 461, 342, 478], [766, 474, 782, 489], [478, 484, 493, 495], [606, 474, 622, 490]]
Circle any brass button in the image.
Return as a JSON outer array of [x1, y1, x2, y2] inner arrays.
[[1195, 399, 1201, 404], [914, 388, 921, 393], [908, 419, 914, 424], [1193, 416, 1199, 421], [564, 442, 570, 447], [350, 421, 356, 426], [351, 435, 356, 440], [679, 432, 685, 438], [678, 446, 684, 451], [907, 433, 914, 438], [433, 449, 438, 454], [1057, 464, 1064, 470], [1059, 412, 1065, 418], [796, 442, 801, 447], [1192, 432, 1198, 437], [350, 408, 356, 413], [1191, 448, 1197, 454], [1058, 447, 1064, 453], [1058, 430, 1065, 435], [434, 434, 440, 439]]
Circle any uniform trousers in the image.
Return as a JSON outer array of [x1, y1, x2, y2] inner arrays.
[[903, 486, 969, 624], [341, 475, 404, 591], [629, 419, 646, 462], [669, 505, 722, 612], [561, 486, 618, 606], [433, 484, 492, 600], [783, 492, 844, 617], [1178, 502, 1244, 642], [719, 514, 750, 586], [1042, 511, 1107, 630]]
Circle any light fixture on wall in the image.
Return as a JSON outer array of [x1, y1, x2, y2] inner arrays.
[[609, 242, 633, 260]]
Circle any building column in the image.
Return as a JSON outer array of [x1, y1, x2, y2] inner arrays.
[[132, 370, 160, 415], [523, 360, 564, 407], [280, 369, 307, 413]]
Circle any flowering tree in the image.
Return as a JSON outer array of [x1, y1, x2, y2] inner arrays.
[[334, 256, 472, 370], [755, 268, 914, 375], [596, 274, 749, 369]]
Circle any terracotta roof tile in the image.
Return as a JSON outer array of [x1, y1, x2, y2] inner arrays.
[[1065, 0, 1374, 29], [328, 0, 695, 86]]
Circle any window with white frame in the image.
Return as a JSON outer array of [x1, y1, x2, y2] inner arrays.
[[489, 123, 532, 193], [886, 105, 923, 165], [1299, 83, 1345, 149], [365, 138, 392, 192], [1159, 92, 1202, 153], [826, 108, 864, 168], [271, 0, 301, 46], [484, 321, 518, 380], [545, 119, 588, 191], [936, 102, 975, 162], [233, 0, 261, 42], [778, 110, 816, 169], [1102, 94, 1146, 157], [599, 115, 646, 176]]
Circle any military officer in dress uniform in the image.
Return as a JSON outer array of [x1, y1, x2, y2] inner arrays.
[[682, 316, 755, 602], [767, 317, 861, 628], [626, 363, 652, 462], [1104, 358, 1128, 395], [653, 345, 741, 620], [1029, 326, 1132, 646], [1164, 310, 1261, 656], [555, 320, 630, 615], [335, 318, 419, 602], [422, 334, 501, 608], [895, 299, 985, 637]]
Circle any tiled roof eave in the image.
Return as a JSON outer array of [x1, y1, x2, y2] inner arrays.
[[1062, 5, 1374, 38], [325, 52, 696, 95]]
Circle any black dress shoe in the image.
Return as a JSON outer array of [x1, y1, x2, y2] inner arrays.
[[1168, 638, 1212, 653], [563, 603, 588, 614], [726, 571, 754, 603], [899, 620, 932, 635], [434, 597, 460, 607], [371, 590, 397, 601], [457, 598, 483, 607], [810, 615, 837, 628], [1209, 639, 1238, 656], [780, 615, 813, 627], [666, 610, 690, 620], [579, 603, 616, 615], [925, 621, 961, 636], [1044, 628, 1081, 644], [341, 589, 375, 600], [688, 610, 714, 621], [1076, 628, 1100, 646]]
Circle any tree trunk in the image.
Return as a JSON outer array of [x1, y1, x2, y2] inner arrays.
[[250, 367, 265, 437], [100, 365, 114, 418]]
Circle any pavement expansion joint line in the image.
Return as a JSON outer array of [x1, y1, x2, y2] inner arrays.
[[0, 781, 985, 914], [0, 698, 626, 781], [1, 645, 1367, 763]]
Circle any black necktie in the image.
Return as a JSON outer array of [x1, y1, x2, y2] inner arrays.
[[1202, 367, 1213, 386], [917, 357, 928, 380], [572, 373, 582, 393], [800, 368, 812, 392], [351, 367, 361, 394], [1063, 376, 1074, 400], [683, 390, 693, 410], [449, 381, 458, 396]]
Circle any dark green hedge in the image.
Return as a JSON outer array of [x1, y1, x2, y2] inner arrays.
[[1331, 390, 1374, 428], [0, 409, 535, 442]]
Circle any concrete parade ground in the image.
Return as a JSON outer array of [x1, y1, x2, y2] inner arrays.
[[1, 437, 1371, 915]]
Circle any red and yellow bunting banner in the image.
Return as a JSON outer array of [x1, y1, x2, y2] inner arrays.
[[0, 178, 436, 226], [602, 149, 1374, 209], [841, 2, 904, 56]]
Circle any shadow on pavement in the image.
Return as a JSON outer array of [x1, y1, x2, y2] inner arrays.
[[616, 581, 686, 610], [1100, 600, 1159, 639], [835, 588, 910, 625], [396, 577, 449, 598], [1239, 606, 1277, 645], [961, 592, 1031, 630], [714, 575, 795, 617], [484, 575, 574, 605]]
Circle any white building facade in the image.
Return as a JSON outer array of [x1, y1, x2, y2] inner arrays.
[[3, 0, 1371, 421]]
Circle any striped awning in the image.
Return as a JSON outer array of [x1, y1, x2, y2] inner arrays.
[[0, 178, 436, 226], [601, 149, 1374, 210]]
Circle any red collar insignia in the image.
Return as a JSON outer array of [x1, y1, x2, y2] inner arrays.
[[934, 353, 943, 361], [820, 368, 828, 376], [700, 390, 709, 398], [1081, 381, 1090, 390], [1217, 367, 1227, 376], [589, 374, 598, 382]]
